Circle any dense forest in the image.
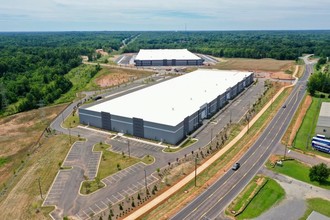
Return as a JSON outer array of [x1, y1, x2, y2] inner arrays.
[[1, 31, 330, 115], [0, 32, 135, 114], [124, 31, 330, 60]]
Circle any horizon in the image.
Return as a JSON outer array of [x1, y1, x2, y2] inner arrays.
[[1, 0, 329, 32], [1, 29, 330, 33]]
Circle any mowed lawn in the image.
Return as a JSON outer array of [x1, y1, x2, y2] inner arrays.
[[237, 179, 285, 220], [300, 198, 330, 219], [271, 160, 330, 190], [293, 96, 330, 157]]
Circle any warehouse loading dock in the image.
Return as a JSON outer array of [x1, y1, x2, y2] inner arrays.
[[79, 69, 254, 145]]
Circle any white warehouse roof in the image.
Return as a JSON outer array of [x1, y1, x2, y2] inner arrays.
[[87, 69, 252, 126], [317, 102, 330, 127], [135, 49, 201, 61]]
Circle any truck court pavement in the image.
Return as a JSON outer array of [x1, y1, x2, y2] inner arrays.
[[43, 74, 266, 219]]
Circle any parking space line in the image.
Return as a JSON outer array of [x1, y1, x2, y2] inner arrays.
[[117, 192, 125, 199], [83, 210, 89, 217], [101, 200, 108, 207], [112, 195, 119, 202], [95, 203, 102, 211], [75, 214, 83, 220], [89, 207, 96, 214], [106, 197, 112, 203]]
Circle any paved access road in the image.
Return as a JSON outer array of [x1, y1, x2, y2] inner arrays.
[[171, 56, 315, 220]]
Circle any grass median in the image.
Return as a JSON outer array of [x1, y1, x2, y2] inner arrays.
[[233, 178, 285, 220]]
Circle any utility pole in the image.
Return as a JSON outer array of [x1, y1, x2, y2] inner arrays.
[[210, 128, 213, 145], [38, 177, 43, 200], [230, 111, 232, 124], [144, 169, 148, 194], [127, 139, 130, 158], [194, 157, 197, 187]]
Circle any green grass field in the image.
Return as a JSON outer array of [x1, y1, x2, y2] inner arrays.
[[269, 160, 330, 190], [293, 95, 330, 158], [227, 176, 267, 215], [300, 198, 330, 219], [237, 178, 285, 219]]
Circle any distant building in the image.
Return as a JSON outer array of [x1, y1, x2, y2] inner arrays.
[[134, 49, 204, 66], [316, 102, 330, 138], [307, 211, 329, 220], [79, 69, 254, 145]]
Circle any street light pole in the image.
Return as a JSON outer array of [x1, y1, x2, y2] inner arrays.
[[194, 157, 197, 187], [144, 169, 148, 194], [127, 139, 130, 158], [230, 111, 232, 124], [210, 128, 213, 145]]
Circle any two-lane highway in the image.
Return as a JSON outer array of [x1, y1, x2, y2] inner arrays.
[[171, 57, 314, 220]]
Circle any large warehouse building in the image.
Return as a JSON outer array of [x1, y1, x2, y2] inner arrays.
[[134, 49, 204, 66], [316, 102, 330, 138], [79, 69, 254, 145]]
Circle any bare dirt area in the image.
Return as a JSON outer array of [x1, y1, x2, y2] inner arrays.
[[255, 71, 294, 80], [0, 104, 67, 193], [95, 67, 153, 88], [0, 134, 74, 220], [215, 58, 294, 72], [96, 49, 108, 56]]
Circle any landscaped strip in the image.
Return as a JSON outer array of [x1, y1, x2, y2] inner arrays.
[[226, 175, 268, 217], [235, 178, 285, 220]]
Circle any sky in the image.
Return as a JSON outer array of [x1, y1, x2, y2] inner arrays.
[[0, 0, 329, 31]]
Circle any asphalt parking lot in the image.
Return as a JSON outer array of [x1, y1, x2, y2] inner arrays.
[[75, 172, 159, 219], [63, 142, 84, 165], [102, 162, 146, 186], [43, 170, 72, 207], [85, 152, 101, 179], [109, 137, 163, 158]]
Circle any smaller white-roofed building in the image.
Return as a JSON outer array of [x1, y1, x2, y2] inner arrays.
[[316, 102, 330, 138], [134, 49, 204, 66], [79, 69, 254, 144]]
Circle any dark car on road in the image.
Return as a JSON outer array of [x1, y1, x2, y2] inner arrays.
[[232, 162, 240, 171]]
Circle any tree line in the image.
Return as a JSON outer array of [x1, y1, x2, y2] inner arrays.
[[123, 31, 330, 60], [307, 57, 330, 96], [0, 32, 135, 115]]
